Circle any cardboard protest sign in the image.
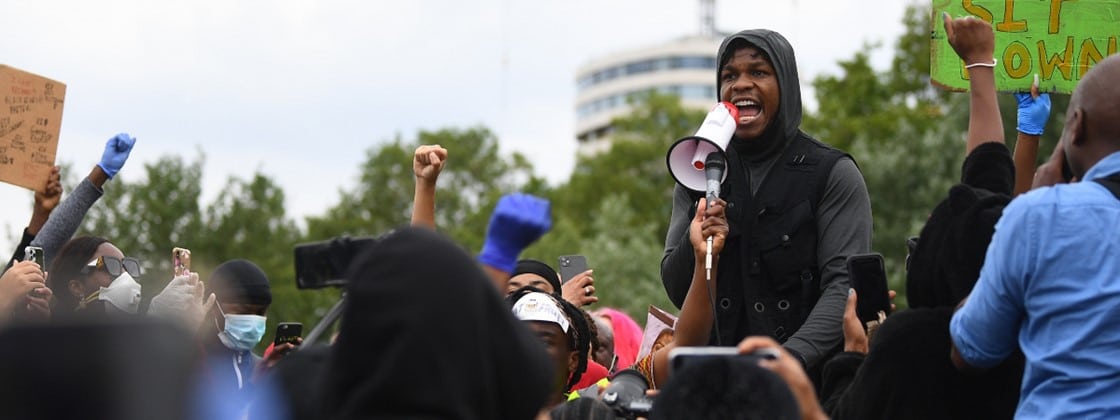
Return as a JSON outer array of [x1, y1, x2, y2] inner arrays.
[[0, 65, 65, 192], [931, 0, 1120, 93]]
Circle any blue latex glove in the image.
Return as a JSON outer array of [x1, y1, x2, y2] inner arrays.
[[98, 133, 136, 179], [1014, 92, 1051, 136], [478, 193, 552, 273]]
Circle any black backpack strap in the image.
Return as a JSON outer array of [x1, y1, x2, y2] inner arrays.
[[1095, 174, 1120, 200]]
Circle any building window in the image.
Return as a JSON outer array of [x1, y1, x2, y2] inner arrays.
[[577, 83, 715, 118], [577, 55, 715, 90]]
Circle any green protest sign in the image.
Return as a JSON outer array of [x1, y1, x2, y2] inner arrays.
[[931, 0, 1120, 93]]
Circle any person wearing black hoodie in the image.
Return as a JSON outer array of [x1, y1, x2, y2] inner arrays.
[[661, 29, 872, 369], [817, 15, 1028, 419], [319, 227, 553, 420]]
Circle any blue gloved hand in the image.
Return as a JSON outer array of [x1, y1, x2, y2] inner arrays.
[[478, 193, 552, 273], [1014, 92, 1051, 136], [97, 133, 136, 179]]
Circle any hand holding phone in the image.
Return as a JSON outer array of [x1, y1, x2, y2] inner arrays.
[[274, 322, 303, 347], [846, 253, 892, 326], [558, 255, 598, 307], [23, 246, 46, 299]]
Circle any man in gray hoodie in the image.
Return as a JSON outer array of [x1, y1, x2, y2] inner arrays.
[[661, 29, 872, 370]]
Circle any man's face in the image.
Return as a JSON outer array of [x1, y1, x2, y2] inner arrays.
[[592, 316, 615, 369], [215, 302, 268, 330], [719, 45, 781, 141], [525, 321, 576, 397], [506, 273, 555, 295]]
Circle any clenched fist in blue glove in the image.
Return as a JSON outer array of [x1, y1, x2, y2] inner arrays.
[[1014, 92, 1051, 136], [478, 193, 552, 273], [98, 133, 136, 179]]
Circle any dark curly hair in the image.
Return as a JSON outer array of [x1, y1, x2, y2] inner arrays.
[[48, 236, 110, 315]]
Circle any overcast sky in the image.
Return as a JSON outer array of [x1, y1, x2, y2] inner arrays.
[[0, 0, 912, 250]]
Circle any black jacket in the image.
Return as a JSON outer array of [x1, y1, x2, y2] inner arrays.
[[661, 29, 872, 368]]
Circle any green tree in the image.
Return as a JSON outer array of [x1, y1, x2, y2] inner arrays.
[[196, 173, 336, 348], [305, 127, 541, 253], [528, 92, 705, 321], [80, 154, 325, 350], [80, 154, 206, 287], [803, 4, 1070, 306], [526, 195, 673, 319], [551, 92, 706, 245]]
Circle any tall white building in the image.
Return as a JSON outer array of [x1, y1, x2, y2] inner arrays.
[[574, 34, 723, 155]]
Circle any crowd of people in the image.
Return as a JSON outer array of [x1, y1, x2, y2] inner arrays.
[[0, 13, 1117, 420]]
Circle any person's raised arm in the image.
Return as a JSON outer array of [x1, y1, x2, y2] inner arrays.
[[31, 133, 136, 263], [1012, 78, 1052, 195], [410, 145, 447, 229], [29, 165, 62, 235], [648, 197, 728, 387], [1032, 140, 1071, 188], [944, 13, 1002, 154], [478, 193, 552, 290]]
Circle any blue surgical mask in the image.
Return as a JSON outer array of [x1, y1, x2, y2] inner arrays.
[[218, 314, 267, 353]]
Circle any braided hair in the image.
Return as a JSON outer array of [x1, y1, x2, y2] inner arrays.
[[507, 286, 591, 391]]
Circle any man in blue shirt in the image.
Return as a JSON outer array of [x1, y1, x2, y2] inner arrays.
[[950, 53, 1120, 419]]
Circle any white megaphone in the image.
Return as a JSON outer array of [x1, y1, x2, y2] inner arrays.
[[666, 102, 739, 192]]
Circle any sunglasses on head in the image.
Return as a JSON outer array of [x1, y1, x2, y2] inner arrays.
[[82, 256, 143, 278]]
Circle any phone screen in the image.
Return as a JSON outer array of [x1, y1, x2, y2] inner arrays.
[[557, 255, 589, 284], [172, 247, 191, 277], [274, 322, 303, 346], [846, 253, 891, 324]]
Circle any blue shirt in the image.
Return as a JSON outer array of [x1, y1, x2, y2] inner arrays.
[[951, 151, 1120, 419]]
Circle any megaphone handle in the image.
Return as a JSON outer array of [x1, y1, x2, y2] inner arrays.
[[705, 236, 713, 277]]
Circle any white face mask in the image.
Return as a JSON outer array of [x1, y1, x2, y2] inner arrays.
[[98, 272, 142, 314], [217, 314, 268, 353]]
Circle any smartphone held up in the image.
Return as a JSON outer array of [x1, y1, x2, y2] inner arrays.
[[172, 247, 192, 277], [24, 246, 43, 268], [846, 253, 892, 326], [558, 255, 589, 284]]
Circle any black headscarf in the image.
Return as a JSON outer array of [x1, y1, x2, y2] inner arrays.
[[321, 227, 553, 420], [512, 259, 562, 293], [716, 29, 805, 159]]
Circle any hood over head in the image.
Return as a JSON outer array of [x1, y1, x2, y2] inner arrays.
[[716, 29, 804, 157]]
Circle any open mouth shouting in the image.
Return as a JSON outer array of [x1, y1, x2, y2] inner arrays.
[[733, 98, 763, 126]]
